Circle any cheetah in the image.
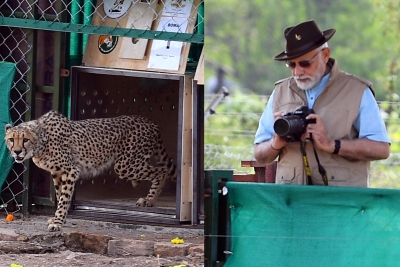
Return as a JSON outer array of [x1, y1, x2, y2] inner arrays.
[[4, 110, 176, 231]]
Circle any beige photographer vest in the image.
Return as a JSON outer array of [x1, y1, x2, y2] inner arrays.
[[272, 58, 373, 187]]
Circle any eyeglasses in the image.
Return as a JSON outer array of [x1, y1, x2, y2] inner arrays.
[[286, 49, 323, 69]]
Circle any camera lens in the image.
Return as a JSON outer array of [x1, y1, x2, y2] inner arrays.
[[274, 116, 306, 137], [274, 118, 291, 136]]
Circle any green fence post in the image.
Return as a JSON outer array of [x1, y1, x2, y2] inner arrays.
[[204, 170, 233, 267]]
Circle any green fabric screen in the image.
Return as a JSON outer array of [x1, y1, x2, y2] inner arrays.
[[225, 183, 400, 267], [0, 61, 16, 191]]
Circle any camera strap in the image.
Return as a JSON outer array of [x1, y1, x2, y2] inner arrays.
[[300, 141, 314, 185], [300, 136, 329, 186], [310, 137, 329, 185]]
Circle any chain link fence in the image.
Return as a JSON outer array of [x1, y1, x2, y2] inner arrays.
[[0, 0, 203, 216], [0, 26, 32, 216]]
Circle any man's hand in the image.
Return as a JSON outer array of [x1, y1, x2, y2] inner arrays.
[[303, 113, 334, 153], [254, 112, 288, 165], [271, 112, 288, 150]]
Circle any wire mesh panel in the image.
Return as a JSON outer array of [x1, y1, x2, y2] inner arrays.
[[0, 27, 32, 123], [0, 26, 32, 216]]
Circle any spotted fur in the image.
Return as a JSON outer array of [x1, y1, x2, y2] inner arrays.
[[4, 110, 176, 231]]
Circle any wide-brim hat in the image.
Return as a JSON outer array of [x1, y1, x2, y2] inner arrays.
[[274, 20, 336, 61]]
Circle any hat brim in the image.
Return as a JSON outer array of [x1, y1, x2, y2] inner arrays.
[[274, 28, 336, 61]]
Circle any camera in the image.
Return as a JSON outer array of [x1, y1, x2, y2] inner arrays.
[[273, 106, 316, 141]]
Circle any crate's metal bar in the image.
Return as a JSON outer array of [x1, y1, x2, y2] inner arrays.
[[73, 205, 176, 219], [72, 200, 176, 215], [69, 210, 180, 225], [0, 17, 204, 44]]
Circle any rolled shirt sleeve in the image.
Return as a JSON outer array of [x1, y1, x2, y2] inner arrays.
[[254, 92, 275, 144], [355, 87, 391, 143]]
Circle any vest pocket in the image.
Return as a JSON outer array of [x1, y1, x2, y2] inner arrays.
[[276, 166, 302, 184], [312, 167, 350, 183]]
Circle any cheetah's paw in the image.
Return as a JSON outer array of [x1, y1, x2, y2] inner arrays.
[[136, 198, 146, 206], [136, 198, 154, 207], [47, 218, 55, 225], [48, 223, 62, 232], [48, 217, 66, 225]]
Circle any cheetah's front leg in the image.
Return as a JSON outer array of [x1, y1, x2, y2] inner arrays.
[[48, 170, 77, 231], [47, 173, 62, 228]]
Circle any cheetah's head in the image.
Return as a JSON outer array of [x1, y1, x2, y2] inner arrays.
[[4, 123, 39, 163]]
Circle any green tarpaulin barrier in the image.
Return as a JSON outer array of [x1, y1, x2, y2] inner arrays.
[[0, 62, 16, 191], [225, 183, 400, 267]]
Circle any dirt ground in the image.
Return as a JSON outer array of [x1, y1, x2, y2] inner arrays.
[[0, 252, 201, 267], [0, 213, 204, 267]]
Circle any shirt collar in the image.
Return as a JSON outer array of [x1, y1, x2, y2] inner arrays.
[[310, 72, 331, 92]]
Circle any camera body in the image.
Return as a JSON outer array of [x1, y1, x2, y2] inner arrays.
[[273, 106, 316, 141]]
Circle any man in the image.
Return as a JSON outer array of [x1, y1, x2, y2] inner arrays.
[[254, 20, 390, 187]]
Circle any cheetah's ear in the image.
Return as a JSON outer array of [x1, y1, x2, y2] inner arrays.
[[5, 124, 13, 133]]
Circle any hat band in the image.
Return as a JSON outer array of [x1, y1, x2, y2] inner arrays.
[[285, 34, 325, 57]]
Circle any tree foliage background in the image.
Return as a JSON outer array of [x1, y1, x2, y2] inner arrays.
[[204, 0, 400, 188], [206, 0, 400, 99]]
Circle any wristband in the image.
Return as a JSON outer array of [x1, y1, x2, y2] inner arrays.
[[333, 140, 341, 154], [271, 144, 281, 151]]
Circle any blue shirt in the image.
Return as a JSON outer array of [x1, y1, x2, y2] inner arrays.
[[254, 73, 391, 144]]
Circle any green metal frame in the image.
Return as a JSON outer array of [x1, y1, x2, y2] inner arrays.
[[204, 170, 233, 267], [0, 17, 204, 44]]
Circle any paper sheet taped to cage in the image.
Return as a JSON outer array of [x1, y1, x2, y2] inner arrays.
[[148, 17, 189, 71], [119, 0, 158, 60]]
